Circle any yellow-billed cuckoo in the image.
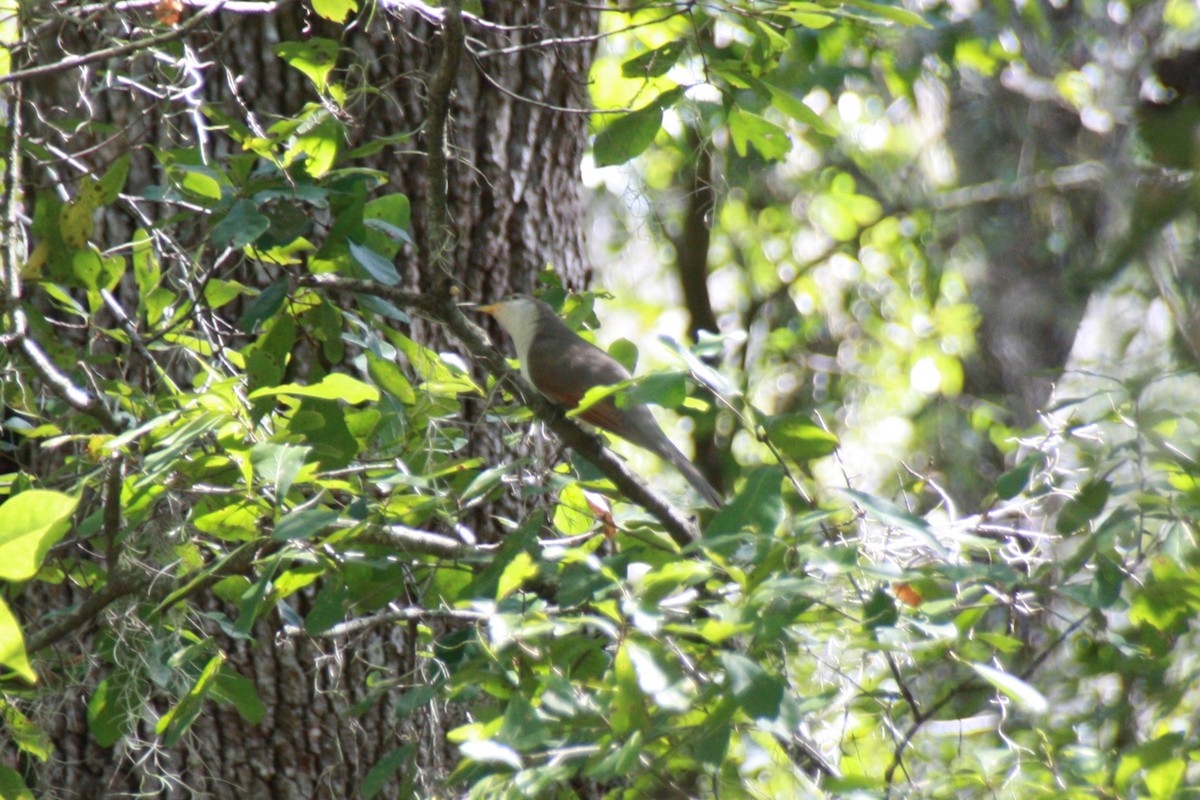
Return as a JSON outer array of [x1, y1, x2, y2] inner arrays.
[[479, 295, 722, 508]]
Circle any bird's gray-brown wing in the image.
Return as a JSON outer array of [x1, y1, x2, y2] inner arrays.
[[526, 335, 649, 441]]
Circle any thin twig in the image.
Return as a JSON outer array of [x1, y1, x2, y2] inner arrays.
[[355, 521, 492, 559], [0, 3, 222, 87]]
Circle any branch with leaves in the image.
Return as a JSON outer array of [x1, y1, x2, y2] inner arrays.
[[300, 273, 701, 545]]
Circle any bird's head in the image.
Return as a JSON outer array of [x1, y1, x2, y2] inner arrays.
[[477, 294, 550, 359]]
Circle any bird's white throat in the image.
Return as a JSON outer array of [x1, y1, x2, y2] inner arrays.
[[490, 299, 541, 384]]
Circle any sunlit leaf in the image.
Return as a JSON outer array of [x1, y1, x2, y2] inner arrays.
[[0, 490, 78, 582], [275, 38, 339, 93], [0, 598, 34, 682], [249, 372, 380, 403], [840, 488, 948, 556], [970, 662, 1047, 713], [459, 739, 522, 770], [763, 413, 839, 462], [311, 0, 357, 23]]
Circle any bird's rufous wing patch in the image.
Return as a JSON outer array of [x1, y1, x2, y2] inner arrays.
[[538, 385, 627, 436]]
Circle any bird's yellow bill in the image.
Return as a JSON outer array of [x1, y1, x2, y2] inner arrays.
[[476, 303, 500, 315]]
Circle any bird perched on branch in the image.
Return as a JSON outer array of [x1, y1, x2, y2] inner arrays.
[[479, 295, 722, 508]]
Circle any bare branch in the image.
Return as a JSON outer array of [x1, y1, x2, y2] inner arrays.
[[286, 604, 509, 640], [355, 521, 493, 560], [26, 563, 151, 654], [4, 312, 123, 432]]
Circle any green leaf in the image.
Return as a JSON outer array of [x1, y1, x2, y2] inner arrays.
[[238, 277, 289, 334], [156, 654, 225, 746], [763, 81, 836, 136], [720, 653, 784, 718], [88, 675, 136, 747], [623, 640, 669, 695], [306, 581, 348, 635], [363, 746, 412, 799], [763, 413, 839, 462], [249, 372, 380, 403], [274, 38, 339, 94], [594, 105, 663, 167], [692, 700, 736, 767], [462, 517, 538, 602], [168, 164, 224, 201], [0, 598, 34, 681], [996, 453, 1041, 500], [234, 557, 280, 636], [211, 667, 267, 724], [273, 508, 339, 541], [0, 766, 33, 800], [348, 240, 401, 286], [250, 443, 310, 501], [588, 731, 644, 780], [59, 194, 93, 248], [363, 193, 412, 258], [496, 551, 538, 600], [459, 739, 523, 770], [311, 0, 357, 23], [0, 490, 78, 582], [970, 662, 1047, 713], [203, 279, 249, 310], [705, 465, 783, 538], [212, 199, 271, 248], [729, 107, 792, 160], [611, 641, 646, 735], [608, 338, 639, 373], [287, 115, 343, 177], [131, 228, 160, 298], [622, 371, 687, 409], [659, 335, 741, 401], [843, 0, 932, 27], [97, 153, 131, 204], [394, 686, 436, 720], [1091, 554, 1124, 609], [366, 353, 416, 403], [863, 587, 898, 629], [460, 461, 517, 507], [620, 40, 686, 78], [975, 632, 1025, 654], [1056, 478, 1111, 534], [498, 696, 550, 750], [389, 332, 482, 396], [840, 488, 948, 557], [1, 700, 51, 761], [772, 4, 836, 28], [593, 86, 684, 168]]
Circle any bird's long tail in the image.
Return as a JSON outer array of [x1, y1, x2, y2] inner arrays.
[[660, 440, 722, 508]]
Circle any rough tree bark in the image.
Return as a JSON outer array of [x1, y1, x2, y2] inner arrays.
[[13, 1, 597, 797]]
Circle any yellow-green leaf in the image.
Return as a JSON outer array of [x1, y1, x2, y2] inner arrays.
[[311, 0, 357, 23], [0, 490, 78, 581], [496, 552, 538, 600], [248, 372, 380, 403], [0, 597, 34, 682]]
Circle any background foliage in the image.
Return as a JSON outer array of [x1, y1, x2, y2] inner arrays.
[[1, 0, 1199, 798]]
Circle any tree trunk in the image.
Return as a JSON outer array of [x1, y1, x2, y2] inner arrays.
[[14, 2, 596, 796]]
